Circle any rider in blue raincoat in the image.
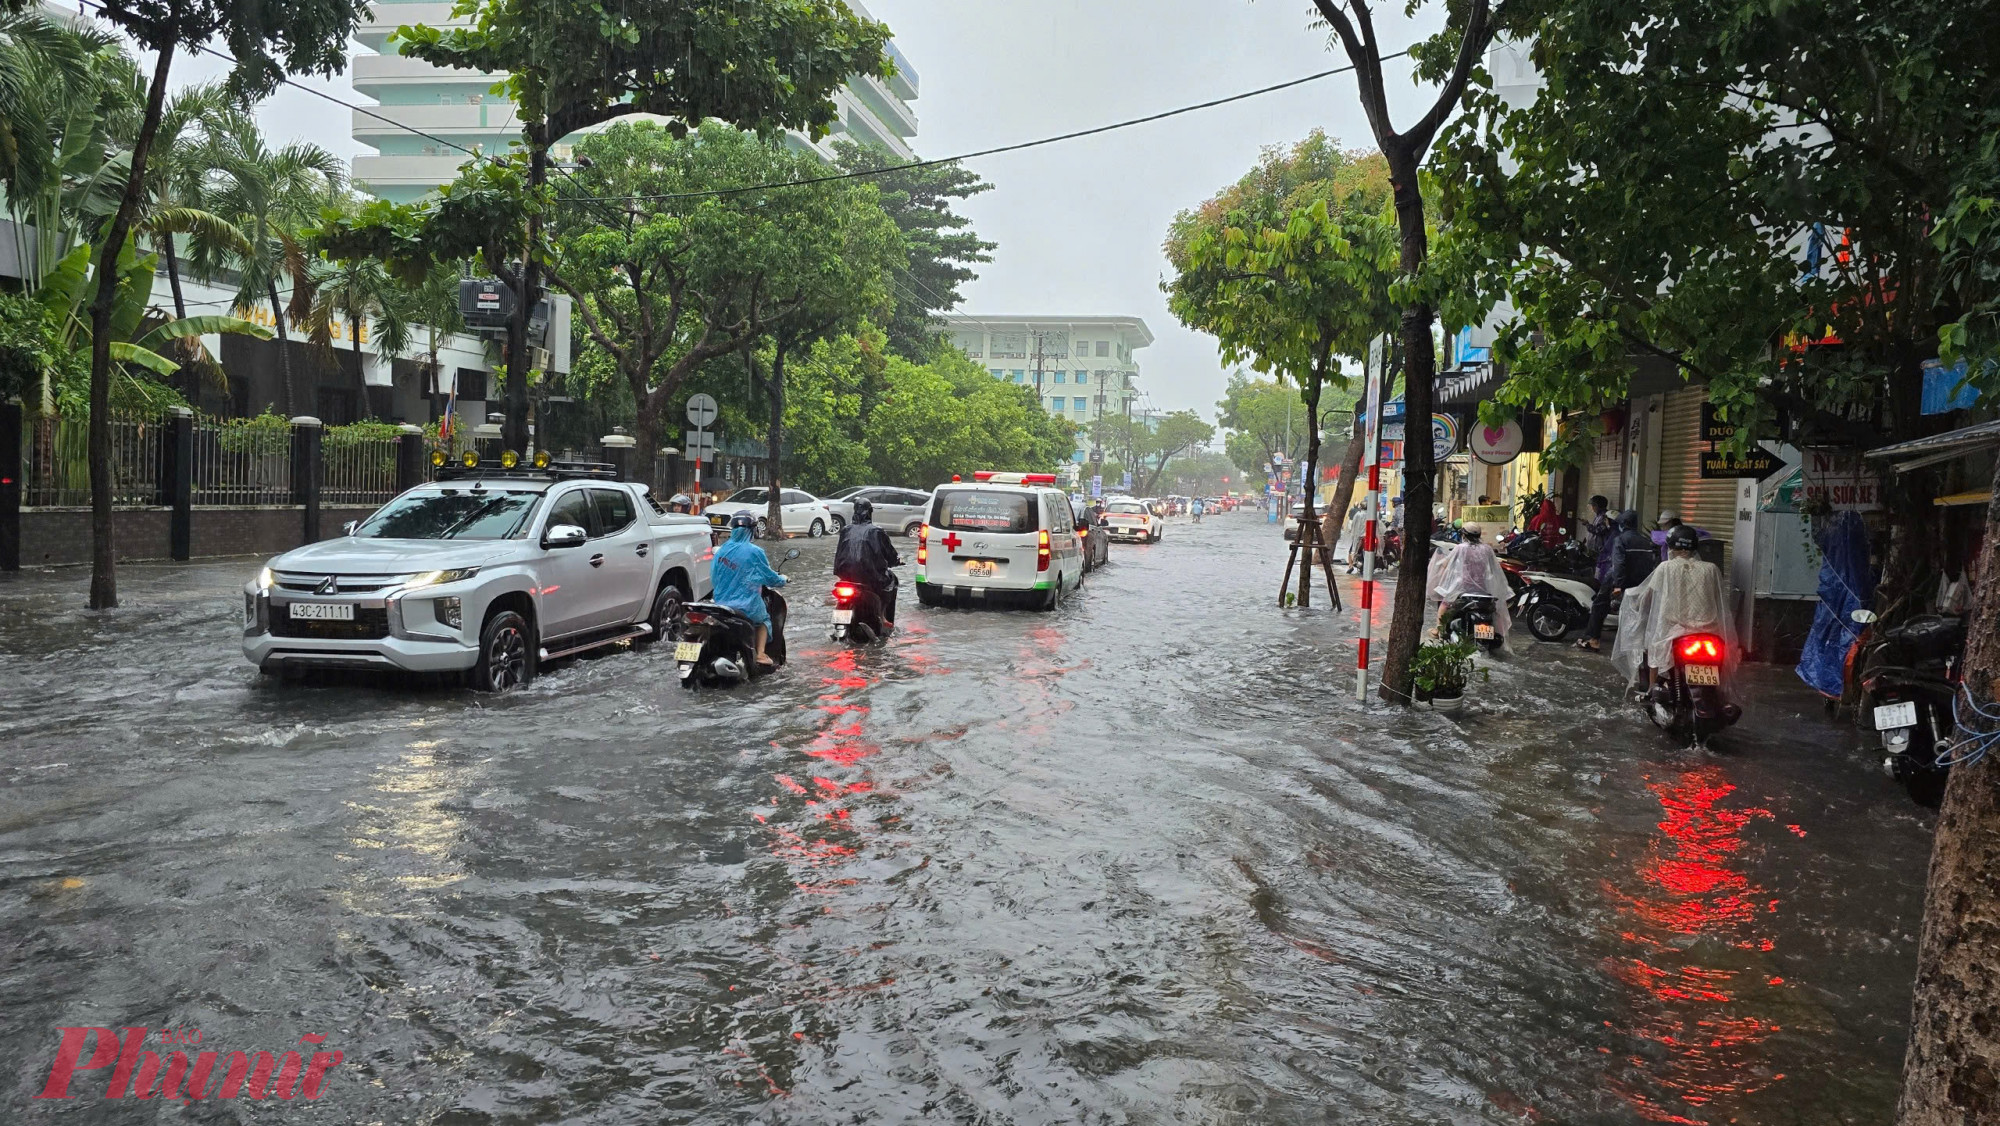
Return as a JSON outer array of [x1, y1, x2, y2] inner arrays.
[[711, 513, 788, 667]]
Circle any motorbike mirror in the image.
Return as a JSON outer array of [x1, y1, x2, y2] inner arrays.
[[784, 548, 801, 561], [1850, 608, 1878, 624]]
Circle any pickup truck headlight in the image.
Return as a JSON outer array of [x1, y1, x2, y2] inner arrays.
[[257, 566, 275, 590], [404, 567, 480, 589]]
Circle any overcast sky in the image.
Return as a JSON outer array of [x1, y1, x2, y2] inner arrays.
[[160, 0, 1457, 419]]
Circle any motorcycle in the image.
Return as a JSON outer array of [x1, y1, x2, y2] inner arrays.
[[1643, 631, 1743, 746], [1510, 568, 1597, 642], [831, 572, 899, 645], [1381, 527, 1403, 567], [1441, 593, 1505, 654], [676, 549, 799, 688], [1851, 609, 1962, 806]]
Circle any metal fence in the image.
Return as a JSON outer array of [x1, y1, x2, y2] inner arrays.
[[323, 432, 400, 506], [191, 416, 292, 506], [24, 413, 162, 507]]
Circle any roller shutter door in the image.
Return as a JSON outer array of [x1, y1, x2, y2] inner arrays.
[[1656, 387, 1738, 564]]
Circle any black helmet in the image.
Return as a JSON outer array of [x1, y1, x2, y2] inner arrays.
[[1666, 524, 1700, 552], [1618, 508, 1641, 531], [728, 512, 759, 532], [851, 497, 874, 524]]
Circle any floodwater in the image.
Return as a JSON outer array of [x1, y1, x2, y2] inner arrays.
[[0, 511, 1935, 1124]]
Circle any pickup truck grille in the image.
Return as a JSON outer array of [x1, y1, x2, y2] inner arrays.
[[273, 572, 405, 594], [270, 607, 391, 640]]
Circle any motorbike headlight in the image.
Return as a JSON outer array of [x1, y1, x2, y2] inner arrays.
[[257, 566, 275, 590], [404, 567, 480, 589]]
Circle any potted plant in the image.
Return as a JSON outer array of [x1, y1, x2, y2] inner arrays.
[[1412, 639, 1476, 714]]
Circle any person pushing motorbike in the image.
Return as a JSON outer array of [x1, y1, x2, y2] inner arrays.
[[833, 497, 903, 632], [712, 513, 789, 670]]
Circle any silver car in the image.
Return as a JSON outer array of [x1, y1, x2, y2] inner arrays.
[[824, 485, 934, 536]]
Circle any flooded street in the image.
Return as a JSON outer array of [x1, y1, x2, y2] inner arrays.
[[1, 510, 1935, 1124]]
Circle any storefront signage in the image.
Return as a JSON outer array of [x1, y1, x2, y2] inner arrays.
[[1699, 401, 1739, 443], [1431, 413, 1460, 461], [1699, 444, 1785, 480], [1470, 419, 1525, 465], [1802, 449, 1883, 512]]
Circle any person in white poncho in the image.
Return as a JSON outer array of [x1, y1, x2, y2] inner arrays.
[[1426, 522, 1514, 640], [1612, 524, 1741, 702]]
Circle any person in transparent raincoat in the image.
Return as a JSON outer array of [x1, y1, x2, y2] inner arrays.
[[1426, 522, 1514, 642], [1612, 524, 1741, 703]]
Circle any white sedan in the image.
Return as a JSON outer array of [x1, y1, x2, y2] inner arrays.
[[703, 487, 837, 538]]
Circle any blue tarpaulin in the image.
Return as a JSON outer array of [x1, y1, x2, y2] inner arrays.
[[1796, 512, 1875, 697]]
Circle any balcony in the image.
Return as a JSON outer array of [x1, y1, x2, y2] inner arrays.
[[351, 102, 523, 140], [352, 152, 479, 189], [352, 52, 504, 94], [852, 75, 918, 139], [356, 2, 468, 50]]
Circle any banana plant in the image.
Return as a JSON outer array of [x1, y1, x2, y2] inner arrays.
[[29, 236, 271, 416]]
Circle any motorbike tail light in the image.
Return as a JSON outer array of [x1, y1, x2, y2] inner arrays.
[[1037, 529, 1051, 571], [1677, 634, 1725, 663], [833, 583, 857, 602], [685, 611, 708, 625]]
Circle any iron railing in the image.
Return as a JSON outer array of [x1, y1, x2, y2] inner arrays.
[[322, 431, 400, 506], [24, 412, 162, 507], [191, 416, 292, 506]]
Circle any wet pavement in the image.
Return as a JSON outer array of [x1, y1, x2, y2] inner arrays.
[[0, 510, 1936, 1124]]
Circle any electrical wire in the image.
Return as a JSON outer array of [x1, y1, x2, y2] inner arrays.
[[1935, 684, 2000, 769]]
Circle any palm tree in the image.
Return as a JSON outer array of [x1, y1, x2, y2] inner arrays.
[[138, 83, 253, 399], [304, 255, 409, 420], [201, 121, 343, 416]]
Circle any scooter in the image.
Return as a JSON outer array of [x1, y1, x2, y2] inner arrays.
[[1381, 527, 1403, 567], [677, 549, 799, 688], [1513, 569, 1597, 642], [1643, 632, 1743, 747], [1442, 593, 1505, 654], [1852, 609, 1962, 807], [831, 572, 899, 645]]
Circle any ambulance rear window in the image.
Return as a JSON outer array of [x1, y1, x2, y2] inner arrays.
[[930, 489, 1037, 534]]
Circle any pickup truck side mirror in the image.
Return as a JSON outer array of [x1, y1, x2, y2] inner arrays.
[[342, 520, 359, 535], [543, 523, 588, 550]]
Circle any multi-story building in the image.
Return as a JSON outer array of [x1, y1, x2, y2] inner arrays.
[[350, 0, 921, 202], [943, 315, 1154, 465]]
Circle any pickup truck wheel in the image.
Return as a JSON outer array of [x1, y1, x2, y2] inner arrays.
[[472, 610, 534, 692], [637, 582, 687, 646]]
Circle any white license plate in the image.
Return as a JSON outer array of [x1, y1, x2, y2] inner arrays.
[[288, 602, 354, 621], [966, 561, 996, 578], [674, 641, 704, 662], [1473, 623, 1496, 639], [1874, 700, 1919, 731], [1685, 663, 1721, 686], [832, 608, 854, 624]]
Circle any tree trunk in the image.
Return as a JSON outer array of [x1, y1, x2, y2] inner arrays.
[[632, 393, 661, 480], [82, 42, 175, 610], [1378, 143, 1438, 703], [352, 319, 370, 421], [268, 279, 295, 417], [1896, 474, 2000, 1125], [503, 142, 547, 454], [761, 346, 787, 540], [160, 233, 198, 403], [1294, 348, 1328, 608]]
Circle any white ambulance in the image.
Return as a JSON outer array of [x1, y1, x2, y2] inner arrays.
[[914, 472, 1088, 609]]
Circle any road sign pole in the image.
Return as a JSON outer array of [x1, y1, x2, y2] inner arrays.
[[1358, 338, 1387, 701]]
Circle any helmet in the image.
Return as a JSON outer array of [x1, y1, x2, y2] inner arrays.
[[850, 497, 874, 524], [728, 512, 759, 532], [1666, 524, 1700, 552], [1452, 518, 1464, 529], [1657, 509, 1681, 527], [1461, 522, 1484, 541], [1618, 508, 1641, 531], [667, 493, 693, 513]]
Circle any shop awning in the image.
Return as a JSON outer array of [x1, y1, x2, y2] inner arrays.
[[1863, 418, 2000, 473], [1436, 364, 1502, 407]]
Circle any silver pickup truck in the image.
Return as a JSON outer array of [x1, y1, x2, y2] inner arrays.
[[243, 465, 712, 690]]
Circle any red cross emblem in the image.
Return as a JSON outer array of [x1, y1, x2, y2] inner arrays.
[[940, 532, 963, 552]]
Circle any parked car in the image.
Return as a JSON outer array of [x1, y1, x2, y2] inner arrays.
[[243, 464, 713, 690], [702, 487, 837, 537], [823, 485, 933, 536], [1282, 502, 1308, 540]]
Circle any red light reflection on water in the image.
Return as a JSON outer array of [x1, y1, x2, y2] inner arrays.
[[1602, 767, 1786, 1123]]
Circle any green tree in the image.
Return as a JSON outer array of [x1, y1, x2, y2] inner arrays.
[[832, 140, 995, 359], [302, 255, 410, 420], [392, 0, 894, 453], [1217, 371, 1315, 475], [1307, 0, 1497, 693]]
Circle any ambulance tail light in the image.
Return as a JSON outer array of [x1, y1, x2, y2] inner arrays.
[[917, 524, 928, 566], [1037, 529, 1051, 572]]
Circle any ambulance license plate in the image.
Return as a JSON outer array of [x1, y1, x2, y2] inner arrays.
[[674, 641, 703, 662], [1685, 664, 1721, 686], [966, 561, 995, 578]]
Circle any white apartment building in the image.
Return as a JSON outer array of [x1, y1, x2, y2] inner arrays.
[[943, 315, 1154, 465], [351, 0, 922, 202]]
